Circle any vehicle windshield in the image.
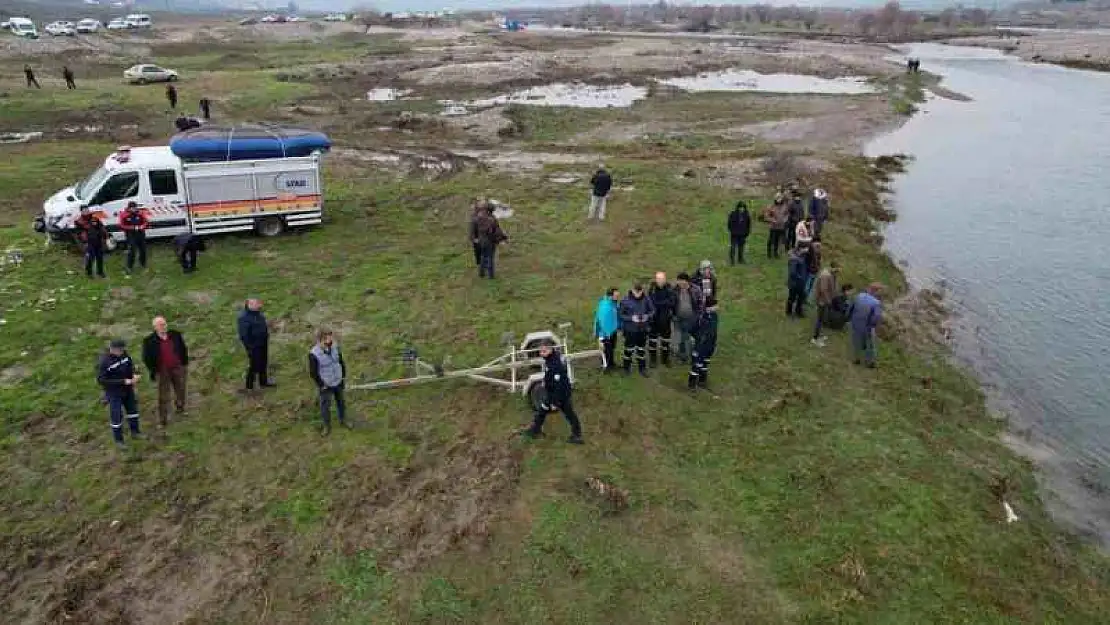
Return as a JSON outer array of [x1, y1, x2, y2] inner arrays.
[[75, 165, 110, 201]]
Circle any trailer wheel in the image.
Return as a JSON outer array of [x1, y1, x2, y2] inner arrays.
[[255, 216, 285, 237], [527, 380, 548, 413]]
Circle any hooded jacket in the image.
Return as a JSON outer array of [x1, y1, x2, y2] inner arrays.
[[619, 290, 655, 334], [648, 282, 677, 325], [787, 251, 808, 289], [809, 195, 829, 221], [594, 296, 619, 338], [83, 219, 109, 250], [590, 169, 612, 197], [542, 350, 572, 406], [728, 207, 752, 238], [237, 305, 269, 350]]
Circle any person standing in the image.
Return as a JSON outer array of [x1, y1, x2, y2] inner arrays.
[[647, 272, 676, 367], [238, 298, 274, 390], [523, 341, 584, 445], [692, 260, 718, 304], [587, 164, 612, 221], [688, 297, 719, 392], [62, 66, 76, 90], [673, 273, 703, 363], [593, 288, 620, 373], [620, 283, 655, 376], [141, 316, 189, 426], [24, 65, 40, 89], [811, 262, 839, 347], [309, 328, 350, 435], [786, 245, 808, 318], [199, 97, 212, 120], [795, 218, 813, 247], [166, 83, 178, 109], [119, 201, 150, 273], [809, 188, 829, 237], [82, 214, 109, 278], [727, 200, 752, 265], [474, 202, 508, 279], [173, 232, 205, 273], [97, 339, 142, 447], [765, 194, 788, 259], [849, 283, 884, 368], [785, 190, 805, 251], [804, 240, 822, 300], [467, 198, 486, 268]]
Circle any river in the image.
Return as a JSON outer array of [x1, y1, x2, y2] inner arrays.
[[867, 43, 1110, 545]]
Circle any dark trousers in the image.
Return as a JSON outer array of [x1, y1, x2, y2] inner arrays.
[[623, 330, 647, 372], [688, 350, 713, 389], [812, 218, 825, 238], [168, 95, 177, 109], [675, 319, 696, 361], [813, 304, 828, 339], [478, 245, 496, 278], [65, 77, 76, 89], [529, 397, 582, 438], [786, 285, 806, 317], [201, 104, 211, 120], [125, 231, 147, 270], [245, 344, 270, 389], [785, 219, 798, 250], [729, 235, 747, 264], [647, 320, 672, 366], [600, 334, 617, 370], [108, 391, 140, 443], [180, 248, 197, 272], [472, 243, 481, 267], [85, 247, 105, 277], [319, 385, 347, 430], [767, 229, 784, 258], [156, 366, 187, 425], [26, 76, 40, 88]]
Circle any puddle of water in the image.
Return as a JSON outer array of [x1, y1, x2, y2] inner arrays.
[[660, 69, 876, 95], [366, 88, 412, 101], [440, 82, 648, 116]]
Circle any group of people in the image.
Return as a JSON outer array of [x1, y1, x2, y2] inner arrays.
[[23, 64, 75, 89], [73, 203, 206, 277]]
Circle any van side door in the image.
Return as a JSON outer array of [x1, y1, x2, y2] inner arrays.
[[87, 170, 141, 241], [146, 168, 189, 237]]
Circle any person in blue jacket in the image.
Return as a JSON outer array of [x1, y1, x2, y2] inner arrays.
[[522, 341, 584, 445], [786, 244, 809, 318], [689, 297, 719, 392], [593, 288, 620, 373], [849, 283, 884, 368], [237, 298, 274, 390], [97, 338, 143, 447]]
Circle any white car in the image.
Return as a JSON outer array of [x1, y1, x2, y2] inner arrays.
[[324, 13, 348, 22], [286, 15, 303, 22], [106, 18, 129, 30], [260, 14, 280, 23], [45, 21, 77, 36], [76, 19, 102, 33], [124, 64, 178, 84]]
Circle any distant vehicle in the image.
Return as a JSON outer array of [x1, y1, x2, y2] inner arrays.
[[76, 18, 102, 33], [106, 18, 129, 30], [124, 64, 178, 84], [124, 14, 152, 28], [8, 17, 38, 38], [84, 0, 101, 4], [323, 13, 348, 22], [45, 21, 77, 37], [260, 14, 282, 23], [286, 15, 303, 22], [238, 17, 258, 26]]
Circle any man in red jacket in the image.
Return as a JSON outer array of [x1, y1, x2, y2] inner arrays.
[[119, 201, 150, 272]]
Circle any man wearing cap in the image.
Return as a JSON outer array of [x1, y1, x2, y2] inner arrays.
[[118, 201, 150, 273], [809, 189, 830, 237], [238, 298, 274, 390], [97, 339, 142, 447], [309, 328, 350, 435], [142, 316, 189, 426]]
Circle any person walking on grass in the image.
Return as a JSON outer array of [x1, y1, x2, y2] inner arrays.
[[811, 262, 839, 347], [849, 283, 884, 368], [765, 194, 788, 259], [467, 197, 487, 268], [727, 200, 752, 265], [24, 65, 40, 89], [593, 288, 620, 374], [523, 341, 584, 445], [473, 201, 508, 279], [199, 97, 212, 120], [82, 214, 109, 278], [141, 316, 189, 427], [786, 245, 808, 318], [620, 283, 655, 377], [673, 272, 703, 363], [97, 339, 142, 448], [587, 164, 612, 221], [809, 188, 830, 237], [62, 66, 76, 90], [119, 201, 150, 273], [238, 298, 274, 390], [309, 328, 350, 435], [688, 297, 719, 393], [166, 83, 178, 110], [648, 272, 676, 367]]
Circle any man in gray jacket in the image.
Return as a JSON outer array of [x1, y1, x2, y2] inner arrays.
[[673, 273, 704, 363], [308, 328, 350, 435]]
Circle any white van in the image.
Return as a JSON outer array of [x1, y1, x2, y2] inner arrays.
[[36, 146, 325, 246], [8, 17, 38, 38], [124, 14, 151, 28]]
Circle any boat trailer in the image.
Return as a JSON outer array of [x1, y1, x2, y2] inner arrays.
[[347, 323, 602, 409]]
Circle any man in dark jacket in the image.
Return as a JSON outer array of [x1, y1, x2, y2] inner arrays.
[[199, 97, 212, 120], [727, 200, 752, 265], [237, 298, 273, 390], [620, 284, 655, 376], [173, 232, 206, 273], [174, 115, 201, 133], [673, 273, 703, 363], [587, 165, 612, 220], [62, 66, 76, 90], [809, 188, 829, 237], [647, 272, 676, 367], [141, 316, 189, 426], [692, 260, 718, 304], [523, 341, 583, 444], [98, 339, 142, 447], [118, 201, 150, 273], [689, 297, 719, 392], [82, 214, 109, 278], [786, 245, 808, 318], [474, 204, 508, 279], [24, 65, 40, 89], [467, 198, 487, 268], [166, 83, 178, 109], [785, 190, 805, 251], [309, 328, 349, 435]]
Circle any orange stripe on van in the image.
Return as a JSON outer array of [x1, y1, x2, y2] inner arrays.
[[188, 195, 322, 216]]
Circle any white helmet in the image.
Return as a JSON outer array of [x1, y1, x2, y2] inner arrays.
[[814, 188, 828, 200]]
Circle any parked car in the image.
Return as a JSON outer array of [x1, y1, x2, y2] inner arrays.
[[45, 21, 77, 37], [286, 15, 303, 22], [106, 18, 128, 30], [7, 17, 38, 38], [323, 13, 348, 22], [238, 17, 258, 25], [124, 64, 178, 84], [125, 14, 151, 28], [260, 14, 280, 23], [76, 19, 102, 33]]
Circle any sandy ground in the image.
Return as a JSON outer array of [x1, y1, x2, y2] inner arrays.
[[954, 31, 1110, 66]]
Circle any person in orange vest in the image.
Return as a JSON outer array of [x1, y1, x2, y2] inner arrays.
[[118, 201, 150, 273]]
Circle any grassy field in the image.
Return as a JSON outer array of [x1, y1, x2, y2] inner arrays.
[[1, 30, 1109, 625]]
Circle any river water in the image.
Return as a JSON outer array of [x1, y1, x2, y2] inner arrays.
[[867, 43, 1110, 544]]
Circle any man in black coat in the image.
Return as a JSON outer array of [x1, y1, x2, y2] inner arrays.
[[173, 232, 206, 273], [237, 298, 273, 390], [141, 316, 189, 426], [587, 165, 612, 221], [689, 298, 719, 392], [727, 200, 752, 265], [620, 284, 655, 376], [785, 190, 805, 251], [647, 272, 676, 367], [523, 341, 583, 444]]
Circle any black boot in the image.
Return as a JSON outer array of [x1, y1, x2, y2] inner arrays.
[[661, 351, 671, 367], [623, 360, 632, 375], [648, 349, 657, 368], [687, 373, 698, 392], [699, 371, 709, 389]]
